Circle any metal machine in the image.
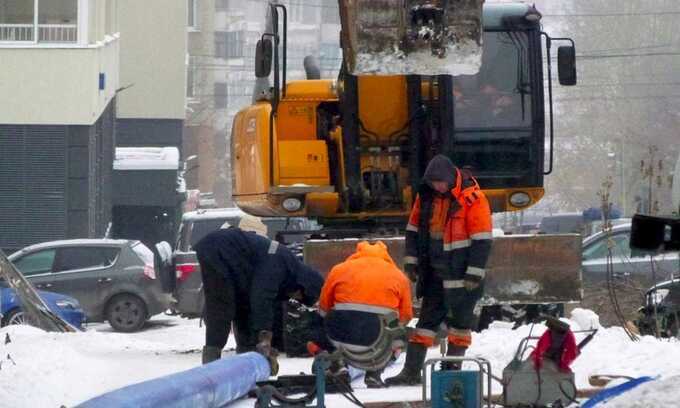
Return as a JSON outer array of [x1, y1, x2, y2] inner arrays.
[[232, 2, 577, 224], [231, 1, 581, 309]]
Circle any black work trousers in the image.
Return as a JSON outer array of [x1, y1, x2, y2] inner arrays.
[[200, 260, 256, 352]]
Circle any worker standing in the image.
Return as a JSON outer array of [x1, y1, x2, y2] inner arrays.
[[195, 214, 324, 367], [386, 154, 492, 386], [313, 241, 413, 388]]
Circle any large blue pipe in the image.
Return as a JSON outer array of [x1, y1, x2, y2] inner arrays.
[[76, 352, 270, 408]]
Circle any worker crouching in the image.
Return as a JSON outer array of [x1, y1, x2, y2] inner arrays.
[[313, 241, 413, 388], [386, 154, 493, 386]]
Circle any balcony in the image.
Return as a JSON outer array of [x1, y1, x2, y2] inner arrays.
[[1, 0, 80, 44], [0, 23, 78, 43]]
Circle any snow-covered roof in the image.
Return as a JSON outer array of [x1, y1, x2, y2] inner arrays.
[[181, 207, 246, 221], [114, 147, 180, 171]]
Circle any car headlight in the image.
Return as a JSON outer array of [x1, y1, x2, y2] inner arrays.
[[56, 299, 79, 309], [509, 191, 531, 208]]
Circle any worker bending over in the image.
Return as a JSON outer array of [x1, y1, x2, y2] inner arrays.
[[195, 214, 324, 368]]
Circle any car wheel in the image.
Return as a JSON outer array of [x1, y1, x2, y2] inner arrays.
[[106, 294, 147, 332], [1, 309, 35, 327]]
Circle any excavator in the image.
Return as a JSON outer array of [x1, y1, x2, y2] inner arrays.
[[231, 1, 582, 308]]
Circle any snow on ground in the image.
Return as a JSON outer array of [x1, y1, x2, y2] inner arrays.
[[0, 309, 677, 408]]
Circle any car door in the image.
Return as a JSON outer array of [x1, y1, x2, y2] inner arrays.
[[12, 249, 58, 289], [48, 246, 121, 318], [582, 232, 639, 282]]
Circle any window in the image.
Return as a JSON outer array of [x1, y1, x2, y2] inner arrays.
[[215, 31, 243, 59], [214, 82, 227, 109], [187, 218, 240, 249], [583, 233, 631, 261], [54, 247, 119, 272], [0, 0, 78, 43], [454, 31, 532, 128], [187, 0, 198, 30], [13, 250, 56, 276]]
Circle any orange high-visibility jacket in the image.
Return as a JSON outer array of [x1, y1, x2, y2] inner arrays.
[[404, 168, 493, 287], [319, 241, 413, 323]]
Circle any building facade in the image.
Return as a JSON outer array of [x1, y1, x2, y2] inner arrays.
[[0, 0, 186, 252]]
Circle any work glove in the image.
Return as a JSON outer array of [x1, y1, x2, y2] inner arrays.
[[404, 263, 418, 283], [256, 330, 279, 376]]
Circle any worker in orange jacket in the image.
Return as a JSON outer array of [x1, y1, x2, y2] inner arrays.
[[386, 154, 493, 386], [315, 241, 413, 388]]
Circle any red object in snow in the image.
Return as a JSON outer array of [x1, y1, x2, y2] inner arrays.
[[530, 328, 579, 372]]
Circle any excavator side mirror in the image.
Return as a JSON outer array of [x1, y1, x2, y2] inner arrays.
[[255, 38, 273, 78], [557, 45, 577, 86]]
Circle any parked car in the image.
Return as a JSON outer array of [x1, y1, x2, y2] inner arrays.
[[0, 283, 85, 329], [172, 208, 246, 317], [8, 239, 172, 332], [581, 223, 679, 284], [539, 213, 584, 234], [635, 278, 680, 338], [171, 208, 318, 317]]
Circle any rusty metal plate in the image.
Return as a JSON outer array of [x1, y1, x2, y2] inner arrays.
[[303, 234, 582, 304], [339, 0, 483, 76]]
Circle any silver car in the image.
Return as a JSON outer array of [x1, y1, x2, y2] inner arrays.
[[9, 239, 172, 332], [581, 223, 679, 285]]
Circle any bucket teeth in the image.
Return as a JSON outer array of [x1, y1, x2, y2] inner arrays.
[[340, 0, 484, 76]]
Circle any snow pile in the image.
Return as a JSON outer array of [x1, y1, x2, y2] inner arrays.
[[0, 310, 678, 408], [570, 307, 601, 330], [354, 43, 482, 76]]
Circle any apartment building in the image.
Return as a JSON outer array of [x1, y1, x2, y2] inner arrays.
[[184, 0, 342, 206], [0, 0, 186, 252]]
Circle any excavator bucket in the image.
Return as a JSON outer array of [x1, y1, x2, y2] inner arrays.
[[304, 234, 583, 305], [339, 0, 484, 76]]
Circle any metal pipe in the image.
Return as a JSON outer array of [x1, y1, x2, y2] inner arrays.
[[76, 352, 271, 408]]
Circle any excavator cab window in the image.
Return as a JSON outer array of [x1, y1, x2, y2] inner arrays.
[[453, 31, 531, 128]]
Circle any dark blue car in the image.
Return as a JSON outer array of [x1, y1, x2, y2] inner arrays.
[[0, 284, 85, 329]]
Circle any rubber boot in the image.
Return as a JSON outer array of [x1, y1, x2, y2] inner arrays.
[[441, 344, 466, 371], [385, 343, 427, 386], [202, 345, 222, 365], [364, 369, 387, 388]]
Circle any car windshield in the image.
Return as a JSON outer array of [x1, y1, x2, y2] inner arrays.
[[186, 218, 241, 250]]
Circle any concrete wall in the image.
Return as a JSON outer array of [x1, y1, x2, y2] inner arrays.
[[116, 0, 186, 119], [116, 119, 183, 149], [0, 39, 119, 125]]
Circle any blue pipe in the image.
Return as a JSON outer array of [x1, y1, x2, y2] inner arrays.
[[581, 376, 656, 408], [76, 352, 270, 408]]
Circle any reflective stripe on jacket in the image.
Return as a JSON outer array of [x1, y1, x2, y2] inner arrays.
[[405, 168, 493, 282], [319, 241, 413, 323]]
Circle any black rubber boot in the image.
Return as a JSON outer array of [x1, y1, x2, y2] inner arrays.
[[202, 345, 222, 364], [441, 344, 466, 370], [364, 369, 387, 388], [385, 343, 427, 386]]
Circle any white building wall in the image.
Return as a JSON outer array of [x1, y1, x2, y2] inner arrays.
[[116, 0, 186, 119]]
